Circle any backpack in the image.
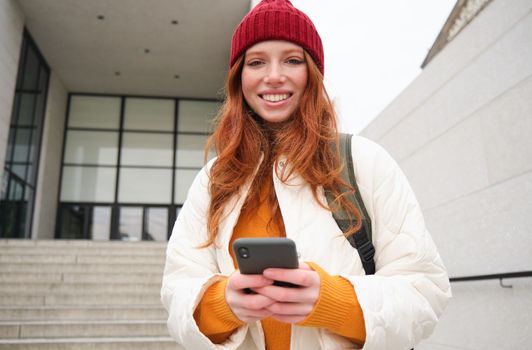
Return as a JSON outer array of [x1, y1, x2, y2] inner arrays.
[[327, 134, 415, 349], [325, 133, 376, 275]]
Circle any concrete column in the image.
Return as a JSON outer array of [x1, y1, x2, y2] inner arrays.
[[32, 72, 67, 239]]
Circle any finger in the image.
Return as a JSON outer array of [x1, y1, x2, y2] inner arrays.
[[263, 268, 319, 288], [228, 272, 274, 291], [234, 312, 272, 323], [270, 314, 306, 324], [227, 291, 276, 310], [234, 307, 273, 320], [266, 302, 313, 316], [254, 285, 314, 303], [298, 262, 311, 270]]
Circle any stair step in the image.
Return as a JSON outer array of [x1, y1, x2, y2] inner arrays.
[[0, 273, 62, 283], [0, 247, 166, 256], [0, 337, 181, 350], [0, 306, 167, 321], [0, 254, 165, 264], [0, 320, 168, 339], [0, 239, 174, 347], [0, 293, 160, 306], [0, 263, 163, 274], [0, 272, 162, 284], [0, 239, 168, 249], [0, 282, 161, 294]]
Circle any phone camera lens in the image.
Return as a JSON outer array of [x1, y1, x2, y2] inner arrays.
[[238, 247, 249, 259]]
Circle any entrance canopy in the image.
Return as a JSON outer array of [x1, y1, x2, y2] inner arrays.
[[16, 0, 251, 99]]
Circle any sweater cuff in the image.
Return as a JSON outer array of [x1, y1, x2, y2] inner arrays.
[[194, 278, 244, 338], [297, 262, 366, 344]]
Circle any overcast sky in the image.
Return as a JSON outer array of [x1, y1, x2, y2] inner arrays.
[[289, 0, 456, 134]]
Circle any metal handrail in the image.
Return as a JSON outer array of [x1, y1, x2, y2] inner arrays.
[[449, 270, 532, 288]]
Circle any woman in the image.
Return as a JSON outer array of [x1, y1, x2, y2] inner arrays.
[[161, 1, 451, 349]]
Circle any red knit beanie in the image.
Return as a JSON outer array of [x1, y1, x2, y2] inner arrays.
[[230, 0, 324, 74]]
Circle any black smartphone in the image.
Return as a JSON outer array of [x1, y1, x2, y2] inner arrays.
[[233, 238, 299, 288]]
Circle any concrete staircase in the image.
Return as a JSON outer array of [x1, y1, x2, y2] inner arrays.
[[0, 239, 180, 350]]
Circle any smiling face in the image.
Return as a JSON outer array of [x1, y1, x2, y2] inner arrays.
[[241, 40, 308, 124]]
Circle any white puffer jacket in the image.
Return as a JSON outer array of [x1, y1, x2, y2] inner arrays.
[[161, 135, 451, 350]]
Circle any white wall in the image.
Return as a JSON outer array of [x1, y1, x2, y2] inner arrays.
[[32, 72, 67, 240], [361, 0, 532, 348], [0, 0, 24, 183]]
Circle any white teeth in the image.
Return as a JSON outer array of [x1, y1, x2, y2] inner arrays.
[[262, 94, 290, 102]]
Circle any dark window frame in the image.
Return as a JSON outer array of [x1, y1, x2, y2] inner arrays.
[[0, 29, 50, 239], [55, 93, 219, 240]]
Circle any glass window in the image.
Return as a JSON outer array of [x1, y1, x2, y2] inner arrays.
[[10, 165, 27, 181], [178, 100, 219, 133], [120, 132, 173, 167], [118, 168, 172, 204], [145, 207, 168, 241], [176, 134, 215, 168], [119, 207, 143, 241], [17, 93, 37, 126], [5, 128, 14, 163], [13, 129, 32, 162], [124, 98, 174, 131], [64, 130, 119, 165], [60, 166, 116, 202], [57, 205, 111, 240], [0, 196, 27, 237], [91, 206, 111, 240], [28, 130, 39, 164], [37, 66, 49, 95], [58, 205, 85, 239], [175, 169, 200, 204], [55, 94, 220, 241], [26, 164, 36, 187], [8, 180, 24, 200], [68, 96, 121, 129], [0, 33, 49, 239], [24, 186, 32, 201], [22, 47, 39, 90], [9, 94, 21, 126]]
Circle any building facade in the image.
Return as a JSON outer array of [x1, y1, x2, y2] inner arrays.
[[361, 0, 532, 348], [0, 0, 251, 241]]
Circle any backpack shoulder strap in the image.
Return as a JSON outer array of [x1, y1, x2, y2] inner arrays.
[[327, 133, 376, 275]]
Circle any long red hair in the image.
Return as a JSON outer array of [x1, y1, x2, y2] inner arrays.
[[202, 51, 361, 247]]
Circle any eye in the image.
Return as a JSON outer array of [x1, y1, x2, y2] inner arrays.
[[247, 60, 264, 67], [287, 58, 305, 65]]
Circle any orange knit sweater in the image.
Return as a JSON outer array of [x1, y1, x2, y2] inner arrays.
[[193, 180, 366, 348]]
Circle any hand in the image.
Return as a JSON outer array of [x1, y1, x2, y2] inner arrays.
[[225, 271, 276, 323], [254, 262, 320, 324]]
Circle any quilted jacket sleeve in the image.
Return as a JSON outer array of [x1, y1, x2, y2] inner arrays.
[[347, 137, 452, 350], [160, 161, 248, 349]]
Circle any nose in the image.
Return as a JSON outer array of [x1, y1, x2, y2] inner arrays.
[[263, 63, 286, 85]]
